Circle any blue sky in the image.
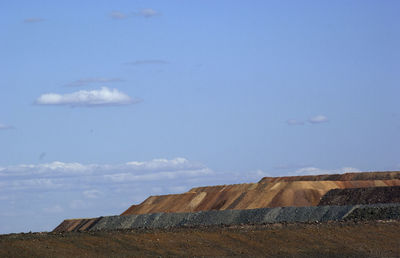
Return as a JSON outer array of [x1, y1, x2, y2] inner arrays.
[[0, 0, 399, 233]]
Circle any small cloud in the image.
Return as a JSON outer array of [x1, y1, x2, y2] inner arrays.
[[110, 11, 127, 20], [43, 205, 63, 213], [24, 18, 45, 23], [35, 87, 137, 107], [286, 119, 304, 126], [0, 124, 15, 130], [66, 77, 124, 87], [134, 8, 160, 18], [308, 115, 329, 124], [124, 60, 169, 66]]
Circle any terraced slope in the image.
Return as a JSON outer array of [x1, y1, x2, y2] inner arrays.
[[122, 171, 400, 215]]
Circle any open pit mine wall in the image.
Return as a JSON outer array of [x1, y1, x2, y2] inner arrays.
[[53, 203, 400, 233]]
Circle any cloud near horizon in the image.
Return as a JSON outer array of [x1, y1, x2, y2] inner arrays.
[[0, 158, 212, 192], [293, 166, 361, 175], [0, 158, 363, 234], [35, 87, 136, 107], [0, 157, 215, 233]]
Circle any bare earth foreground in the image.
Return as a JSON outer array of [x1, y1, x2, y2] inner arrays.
[[1, 221, 399, 257]]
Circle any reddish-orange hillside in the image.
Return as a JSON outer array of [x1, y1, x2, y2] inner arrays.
[[122, 171, 400, 215]]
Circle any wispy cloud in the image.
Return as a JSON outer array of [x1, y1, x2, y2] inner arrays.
[[134, 8, 161, 18], [308, 115, 329, 124], [0, 157, 214, 226], [124, 60, 169, 66], [110, 11, 127, 20], [0, 158, 212, 191], [24, 18, 45, 23], [293, 166, 361, 176], [286, 115, 329, 126], [66, 77, 124, 87], [111, 9, 160, 20], [0, 124, 14, 130], [35, 87, 136, 107], [286, 119, 304, 126]]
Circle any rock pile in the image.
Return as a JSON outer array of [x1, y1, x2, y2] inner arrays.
[[53, 171, 400, 233]]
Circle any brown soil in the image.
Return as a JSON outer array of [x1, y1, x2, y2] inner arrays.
[[1, 221, 399, 257], [319, 186, 400, 206], [122, 171, 400, 215]]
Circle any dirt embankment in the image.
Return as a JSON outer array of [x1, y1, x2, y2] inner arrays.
[[122, 171, 400, 215], [319, 186, 400, 206], [3, 221, 400, 257]]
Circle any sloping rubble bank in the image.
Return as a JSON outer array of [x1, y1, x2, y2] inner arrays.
[[54, 203, 400, 233], [318, 186, 400, 206]]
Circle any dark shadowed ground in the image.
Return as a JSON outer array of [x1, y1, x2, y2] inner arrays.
[[1, 220, 399, 257]]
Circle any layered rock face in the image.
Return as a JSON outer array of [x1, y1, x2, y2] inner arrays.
[[121, 171, 400, 215]]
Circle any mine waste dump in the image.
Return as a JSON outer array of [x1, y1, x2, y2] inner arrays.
[[54, 171, 400, 233]]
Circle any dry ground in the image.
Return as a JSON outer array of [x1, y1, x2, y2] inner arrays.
[[1, 221, 400, 257]]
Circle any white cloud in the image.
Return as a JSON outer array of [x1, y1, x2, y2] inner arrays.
[[104, 167, 212, 183], [286, 119, 304, 126], [35, 87, 135, 107], [24, 18, 45, 23], [0, 124, 14, 130], [125, 60, 169, 66], [134, 8, 160, 18], [308, 115, 329, 124], [66, 77, 124, 87]]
